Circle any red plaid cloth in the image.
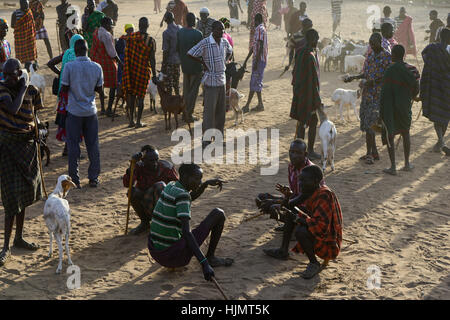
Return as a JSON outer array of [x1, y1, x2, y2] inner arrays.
[[293, 186, 343, 261], [123, 160, 179, 191], [14, 9, 37, 63], [91, 29, 118, 88], [122, 32, 155, 98], [30, 0, 44, 31]]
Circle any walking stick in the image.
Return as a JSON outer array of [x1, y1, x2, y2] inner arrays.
[[243, 212, 265, 222], [31, 103, 48, 199], [124, 159, 136, 235], [211, 276, 229, 300], [294, 121, 300, 139], [56, 21, 62, 55]]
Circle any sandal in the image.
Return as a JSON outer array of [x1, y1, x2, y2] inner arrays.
[[372, 153, 380, 161], [263, 248, 289, 260], [401, 164, 414, 172], [301, 261, 321, 279], [365, 155, 375, 165], [13, 238, 40, 251], [0, 249, 11, 267], [359, 154, 371, 160], [383, 167, 397, 176], [207, 256, 234, 267]]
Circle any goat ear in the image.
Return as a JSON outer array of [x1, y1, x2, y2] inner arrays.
[[62, 180, 76, 197]]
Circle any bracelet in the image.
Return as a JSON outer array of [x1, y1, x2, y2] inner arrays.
[[200, 258, 207, 264]]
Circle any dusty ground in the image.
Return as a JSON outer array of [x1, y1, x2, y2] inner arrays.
[[0, 0, 449, 300]]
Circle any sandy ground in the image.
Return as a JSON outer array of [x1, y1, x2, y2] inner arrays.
[[0, 0, 449, 300]]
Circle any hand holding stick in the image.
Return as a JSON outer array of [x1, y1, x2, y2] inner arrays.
[[125, 159, 136, 235]]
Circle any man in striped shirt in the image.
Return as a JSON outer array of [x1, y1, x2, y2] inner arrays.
[[188, 21, 232, 148], [148, 163, 233, 281], [0, 59, 43, 266], [331, 0, 343, 34], [243, 13, 267, 113]]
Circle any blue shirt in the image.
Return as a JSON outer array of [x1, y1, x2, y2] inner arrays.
[[61, 56, 104, 117]]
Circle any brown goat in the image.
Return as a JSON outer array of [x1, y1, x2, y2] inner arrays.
[[155, 76, 191, 133]]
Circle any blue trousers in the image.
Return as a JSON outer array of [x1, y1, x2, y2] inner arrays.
[[65, 112, 100, 185]]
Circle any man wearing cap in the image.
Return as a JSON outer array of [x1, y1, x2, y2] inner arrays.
[[162, 12, 182, 96], [197, 8, 215, 39]]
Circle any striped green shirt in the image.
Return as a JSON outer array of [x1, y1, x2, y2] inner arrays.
[[150, 181, 191, 250]]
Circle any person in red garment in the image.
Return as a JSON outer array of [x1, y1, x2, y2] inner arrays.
[[123, 145, 179, 235], [91, 17, 122, 116]]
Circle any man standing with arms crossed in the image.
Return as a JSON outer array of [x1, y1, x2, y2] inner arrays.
[[188, 21, 232, 149]]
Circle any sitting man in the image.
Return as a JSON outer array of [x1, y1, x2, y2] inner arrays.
[[148, 163, 233, 282], [263, 165, 343, 280], [256, 139, 323, 232], [123, 145, 179, 235]]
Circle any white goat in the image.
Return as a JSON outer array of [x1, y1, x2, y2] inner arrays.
[[147, 78, 157, 113], [349, 43, 368, 56], [230, 18, 240, 32], [317, 106, 337, 172], [331, 88, 361, 121], [28, 63, 46, 105], [322, 37, 343, 71], [344, 54, 365, 73], [229, 88, 244, 126], [43, 175, 76, 274]]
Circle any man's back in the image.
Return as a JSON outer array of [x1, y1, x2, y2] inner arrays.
[[61, 57, 103, 117], [177, 27, 203, 74], [163, 23, 182, 64]]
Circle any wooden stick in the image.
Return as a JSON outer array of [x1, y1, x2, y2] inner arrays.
[[124, 159, 136, 235], [243, 212, 265, 222], [211, 276, 228, 300], [32, 104, 48, 199], [294, 121, 300, 140]]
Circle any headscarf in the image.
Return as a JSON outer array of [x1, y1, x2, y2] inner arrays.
[[124, 23, 135, 33], [219, 17, 230, 29], [0, 18, 7, 27], [59, 34, 84, 93]]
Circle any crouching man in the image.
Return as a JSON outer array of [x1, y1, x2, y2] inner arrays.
[[148, 163, 233, 281], [123, 145, 179, 235], [263, 165, 343, 279]]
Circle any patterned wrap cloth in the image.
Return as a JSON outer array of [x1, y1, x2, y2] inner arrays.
[[30, 0, 48, 39], [91, 28, 118, 88], [359, 49, 392, 133], [122, 31, 156, 98], [84, 10, 106, 53], [14, 9, 37, 63], [292, 186, 343, 261], [0, 84, 43, 218]]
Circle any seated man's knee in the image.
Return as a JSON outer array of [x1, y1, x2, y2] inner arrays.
[[153, 181, 166, 197], [211, 208, 225, 222]]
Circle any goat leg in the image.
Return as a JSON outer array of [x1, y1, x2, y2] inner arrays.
[[174, 112, 178, 129], [55, 233, 63, 274], [48, 232, 53, 258], [65, 231, 73, 266], [164, 112, 168, 131]]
